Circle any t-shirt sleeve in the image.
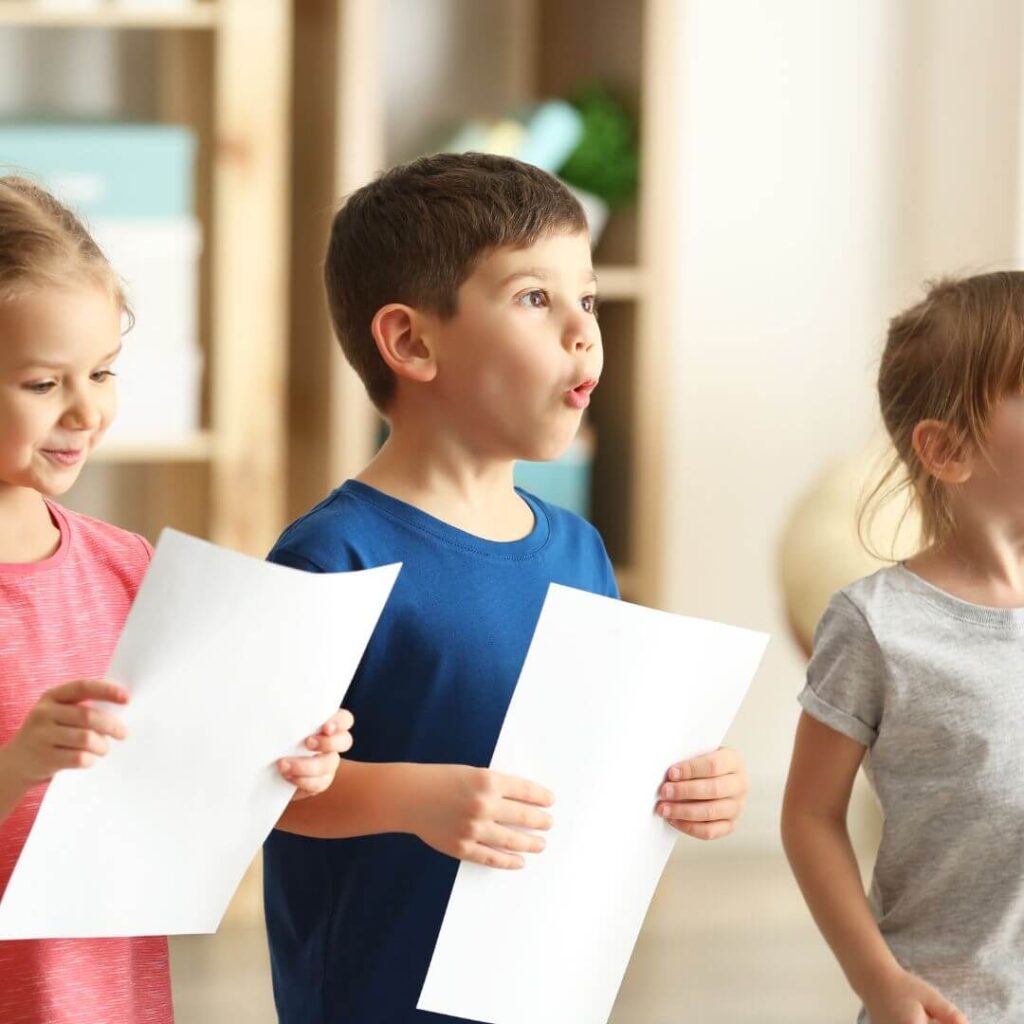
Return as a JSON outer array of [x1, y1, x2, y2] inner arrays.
[[598, 541, 619, 599], [798, 591, 886, 748], [267, 546, 327, 574]]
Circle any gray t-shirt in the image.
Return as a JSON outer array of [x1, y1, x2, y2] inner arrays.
[[800, 564, 1024, 1024]]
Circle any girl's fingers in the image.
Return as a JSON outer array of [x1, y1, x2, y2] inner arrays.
[[669, 818, 735, 841], [657, 798, 741, 823], [47, 679, 129, 706], [51, 726, 109, 758], [53, 747, 98, 770], [53, 704, 127, 740]]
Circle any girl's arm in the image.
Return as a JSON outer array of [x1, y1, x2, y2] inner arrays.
[[781, 712, 966, 1024], [0, 746, 31, 823]]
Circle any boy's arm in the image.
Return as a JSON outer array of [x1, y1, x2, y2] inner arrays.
[[781, 712, 966, 1024], [275, 760, 556, 870]]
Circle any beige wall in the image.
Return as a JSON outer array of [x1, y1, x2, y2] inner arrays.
[[665, 0, 1023, 851]]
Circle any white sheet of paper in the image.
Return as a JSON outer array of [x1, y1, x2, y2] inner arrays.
[[418, 583, 768, 1024], [0, 529, 399, 940]]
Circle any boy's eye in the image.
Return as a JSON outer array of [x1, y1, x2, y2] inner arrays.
[[581, 294, 599, 316], [24, 380, 56, 394], [91, 370, 116, 384], [518, 289, 549, 309]]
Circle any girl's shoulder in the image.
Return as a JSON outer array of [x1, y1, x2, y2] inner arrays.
[[48, 502, 153, 583]]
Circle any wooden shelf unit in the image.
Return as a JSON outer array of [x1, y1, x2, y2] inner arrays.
[[290, 0, 676, 608], [0, 1, 218, 30], [2, 0, 292, 557]]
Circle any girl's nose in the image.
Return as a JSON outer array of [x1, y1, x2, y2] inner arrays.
[[62, 390, 102, 431]]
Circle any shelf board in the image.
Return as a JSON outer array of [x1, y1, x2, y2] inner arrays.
[[595, 265, 645, 301], [0, 1, 218, 30], [91, 432, 213, 463]]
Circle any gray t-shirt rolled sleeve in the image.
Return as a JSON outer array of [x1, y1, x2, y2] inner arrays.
[[799, 592, 884, 748]]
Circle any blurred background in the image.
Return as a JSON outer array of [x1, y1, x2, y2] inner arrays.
[[2, 0, 1018, 1020]]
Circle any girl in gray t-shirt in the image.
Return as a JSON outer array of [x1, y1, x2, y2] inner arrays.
[[782, 272, 1024, 1024]]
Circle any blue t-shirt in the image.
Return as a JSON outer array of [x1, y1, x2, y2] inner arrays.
[[263, 480, 618, 1024]]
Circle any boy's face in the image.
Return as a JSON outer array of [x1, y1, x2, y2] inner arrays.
[[428, 230, 602, 463], [0, 282, 120, 497]]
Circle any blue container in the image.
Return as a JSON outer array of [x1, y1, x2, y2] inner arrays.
[[0, 122, 196, 219], [514, 434, 593, 519]]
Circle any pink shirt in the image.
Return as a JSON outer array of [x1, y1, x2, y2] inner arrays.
[[0, 501, 173, 1024]]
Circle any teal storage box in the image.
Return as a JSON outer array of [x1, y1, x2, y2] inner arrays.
[[514, 430, 593, 518], [0, 123, 195, 219]]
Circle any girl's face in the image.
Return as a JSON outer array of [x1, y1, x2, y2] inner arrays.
[[0, 282, 121, 497]]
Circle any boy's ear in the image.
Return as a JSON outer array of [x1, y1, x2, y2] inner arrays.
[[912, 419, 973, 484], [370, 304, 437, 384]]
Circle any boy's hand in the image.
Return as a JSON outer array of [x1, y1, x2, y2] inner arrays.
[[406, 764, 554, 870], [656, 746, 748, 840], [2, 680, 129, 785], [863, 967, 968, 1024], [279, 708, 354, 801]]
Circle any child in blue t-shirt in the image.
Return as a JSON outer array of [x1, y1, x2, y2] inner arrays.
[[266, 152, 749, 1024]]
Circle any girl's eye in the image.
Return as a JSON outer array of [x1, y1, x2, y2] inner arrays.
[[91, 370, 116, 383], [518, 289, 549, 309], [581, 294, 599, 316], [24, 381, 56, 395]]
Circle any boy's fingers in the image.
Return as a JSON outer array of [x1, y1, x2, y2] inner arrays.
[[499, 774, 554, 807], [486, 824, 546, 855], [53, 704, 127, 740], [308, 731, 353, 755], [660, 774, 743, 802], [278, 753, 339, 779], [47, 679, 129, 706], [321, 709, 354, 734], [467, 845, 525, 870], [495, 800, 553, 832], [667, 748, 741, 782], [657, 798, 740, 823], [669, 818, 735, 841]]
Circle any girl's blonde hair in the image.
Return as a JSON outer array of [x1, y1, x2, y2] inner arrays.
[[860, 271, 1024, 555], [0, 175, 129, 321]]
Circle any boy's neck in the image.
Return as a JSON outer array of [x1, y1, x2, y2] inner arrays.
[[906, 506, 1024, 607], [354, 424, 535, 543], [0, 485, 61, 564]]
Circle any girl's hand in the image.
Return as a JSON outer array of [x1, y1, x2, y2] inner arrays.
[[863, 967, 968, 1024], [3, 679, 129, 784], [656, 746, 748, 840], [279, 708, 354, 801]]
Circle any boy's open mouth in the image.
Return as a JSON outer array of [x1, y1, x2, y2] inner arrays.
[[565, 378, 599, 410]]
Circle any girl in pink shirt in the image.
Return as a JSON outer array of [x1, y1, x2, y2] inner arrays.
[[0, 177, 353, 1023]]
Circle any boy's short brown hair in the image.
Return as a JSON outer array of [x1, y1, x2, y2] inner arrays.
[[324, 152, 588, 410]]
